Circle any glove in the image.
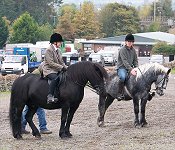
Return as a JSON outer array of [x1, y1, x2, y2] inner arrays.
[[62, 67, 67, 72]]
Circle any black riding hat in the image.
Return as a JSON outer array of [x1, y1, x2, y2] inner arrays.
[[50, 33, 63, 43], [125, 33, 134, 42]]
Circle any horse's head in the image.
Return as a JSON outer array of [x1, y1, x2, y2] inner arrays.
[[67, 61, 108, 94], [155, 68, 171, 96], [90, 63, 108, 94]]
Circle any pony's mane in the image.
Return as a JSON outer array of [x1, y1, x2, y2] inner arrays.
[[136, 63, 169, 79], [67, 61, 108, 82]]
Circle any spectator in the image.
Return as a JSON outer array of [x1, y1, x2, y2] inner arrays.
[[21, 105, 52, 134]]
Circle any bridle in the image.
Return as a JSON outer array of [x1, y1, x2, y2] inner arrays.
[[137, 67, 168, 92], [155, 74, 169, 90]]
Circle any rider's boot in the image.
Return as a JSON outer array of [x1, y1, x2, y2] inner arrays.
[[116, 80, 124, 101], [47, 79, 58, 104]]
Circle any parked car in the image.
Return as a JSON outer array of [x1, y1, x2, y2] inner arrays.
[[100, 52, 116, 66], [88, 53, 105, 67], [62, 52, 79, 66], [149, 55, 165, 64]]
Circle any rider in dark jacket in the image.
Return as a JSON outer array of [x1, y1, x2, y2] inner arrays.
[[116, 33, 138, 100]]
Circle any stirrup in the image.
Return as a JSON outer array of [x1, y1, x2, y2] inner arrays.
[[47, 94, 58, 103], [117, 95, 124, 101]]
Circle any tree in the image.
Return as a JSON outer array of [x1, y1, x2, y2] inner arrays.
[[150, 0, 173, 17], [0, 0, 63, 25], [148, 21, 161, 32], [138, 5, 152, 18], [152, 42, 175, 55], [73, 1, 102, 40], [0, 16, 9, 48], [38, 23, 53, 41], [99, 3, 140, 37], [9, 12, 40, 44], [0, 0, 16, 21], [55, 4, 77, 40]]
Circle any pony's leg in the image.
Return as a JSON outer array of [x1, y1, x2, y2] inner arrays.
[[140, 98, 148, 127], [133, 97, 140, 127], [59, 105, 69, 139], [64, 105, 80, 138], [25, 106, 41, 138], [97, 94, 114, 127]]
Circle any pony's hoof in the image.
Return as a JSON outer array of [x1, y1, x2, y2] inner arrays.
[[60, 133, 70, 139], [97, 117, 104, 127], [141, 121, 148, 127], [16, 134, 23, 140], [66, 132, 72, 138], [97, 121, 104, 127], [35, 135, 42, 139], [134, 121, 140, 127]]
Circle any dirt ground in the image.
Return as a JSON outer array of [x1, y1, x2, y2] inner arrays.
[[0, 75, 175, 150]]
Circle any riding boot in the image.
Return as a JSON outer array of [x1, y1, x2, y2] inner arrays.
[[47, 79, 58, 104], [116, 80, 124, 101]]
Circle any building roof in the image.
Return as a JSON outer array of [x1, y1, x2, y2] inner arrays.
[[135, 32, 175, 44], [81, 32, 175, 45]]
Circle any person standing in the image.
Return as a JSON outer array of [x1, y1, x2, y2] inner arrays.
[[42, 33, 68, 103], [21, 106, 52, 134], [116, 33, 138, 100]]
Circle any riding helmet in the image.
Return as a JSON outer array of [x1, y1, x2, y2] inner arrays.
[[125, 33, 134, 42], [50, 33, 63, 43]]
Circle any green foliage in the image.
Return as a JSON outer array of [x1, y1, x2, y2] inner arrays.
[[99, 3, 140, 37], [55, 4, 77, 40], [73, 1, 102, 40], [0, 0, 16, 21], [150, 0, 173, 18], [138, 5, 152, 18], [0, 0, 62, 25], [171, 68, 175, 74], [38, 23, 53, 41], [0, 17, 9, 48], [152, 42, 175, 55], [148, 21, 161, 32], [9, 12, 40, 44]]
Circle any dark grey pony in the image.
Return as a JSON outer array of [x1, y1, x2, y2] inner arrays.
[[98, 63, 171, 127]]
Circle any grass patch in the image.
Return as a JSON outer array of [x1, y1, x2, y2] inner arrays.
[[171, 68, 175, 74], [0, 91, 11, 98]]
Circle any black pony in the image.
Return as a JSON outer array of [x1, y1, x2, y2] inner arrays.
[[98, 63, 171, 127], [9, 61, 108, 139]]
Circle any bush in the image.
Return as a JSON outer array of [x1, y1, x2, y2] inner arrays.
[[152, 42, 175, 55]]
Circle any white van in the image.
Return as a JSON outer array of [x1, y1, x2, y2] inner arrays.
[[1, 55, 28, 76]]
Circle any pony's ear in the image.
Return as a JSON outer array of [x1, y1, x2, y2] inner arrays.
[[167, 68, 171, 75]]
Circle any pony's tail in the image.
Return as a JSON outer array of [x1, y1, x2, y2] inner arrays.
[[9, 82, 23, 139]]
